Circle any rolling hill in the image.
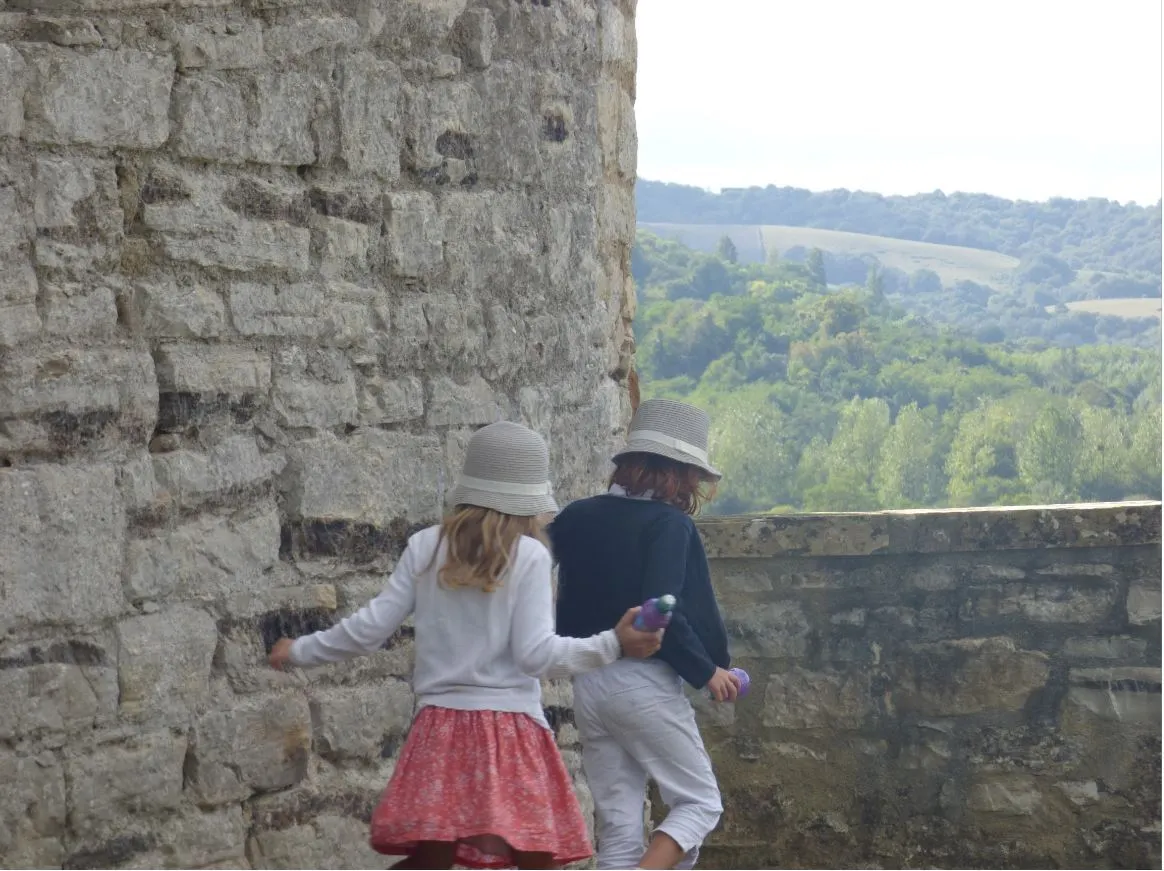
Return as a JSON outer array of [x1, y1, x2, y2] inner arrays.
[[639, 221, 1020, 289]]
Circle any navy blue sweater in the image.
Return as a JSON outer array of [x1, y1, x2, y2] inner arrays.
[[548, 494, 731, 689]]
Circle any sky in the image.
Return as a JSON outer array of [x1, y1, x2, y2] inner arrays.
[[635, 0, 1163, 205]]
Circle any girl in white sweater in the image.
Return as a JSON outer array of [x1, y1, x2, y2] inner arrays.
[[268, 421, 661, 870]]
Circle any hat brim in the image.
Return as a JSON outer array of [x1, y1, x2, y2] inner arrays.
[[448, 485, 559, 517], [612, 439, 722, 481]]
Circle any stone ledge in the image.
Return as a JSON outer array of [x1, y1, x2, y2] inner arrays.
[[697, 501, 1162, 559]]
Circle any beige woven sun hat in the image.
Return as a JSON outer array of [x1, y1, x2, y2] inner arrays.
[[450, 421, 559, 516], [612, 398, 721, 480]]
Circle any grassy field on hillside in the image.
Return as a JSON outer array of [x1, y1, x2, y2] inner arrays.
[[1060, 298, 1162, 320], [640, 222, 1020, 288]]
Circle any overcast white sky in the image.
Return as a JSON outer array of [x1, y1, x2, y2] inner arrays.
[[635, 0, 1163, 204]]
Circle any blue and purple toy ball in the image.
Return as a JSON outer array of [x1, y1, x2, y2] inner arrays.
[[634, 594, 676, 631], [728, 667, 751, 697]]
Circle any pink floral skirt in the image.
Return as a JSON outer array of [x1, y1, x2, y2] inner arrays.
[[369, 706, 593, 868]]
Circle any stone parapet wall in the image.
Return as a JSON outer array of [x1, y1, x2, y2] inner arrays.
[[684, 502, 1162, 869], [0, 1, 636, 868]]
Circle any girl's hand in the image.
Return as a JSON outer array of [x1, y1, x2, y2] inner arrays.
[[614, 607, 664, 659], [706, 667, 741, 702], [268, 637, 295, 670]]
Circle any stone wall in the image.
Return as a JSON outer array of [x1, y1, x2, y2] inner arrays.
[[0, 1, 636, 867], [682, 502, 1162, 869]]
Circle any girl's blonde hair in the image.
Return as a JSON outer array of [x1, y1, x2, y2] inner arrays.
[[425, 505, 549, 592]]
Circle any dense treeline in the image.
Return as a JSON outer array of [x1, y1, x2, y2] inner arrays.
[[633, 232, 1161, 515], [637, 180, 1163, 275]]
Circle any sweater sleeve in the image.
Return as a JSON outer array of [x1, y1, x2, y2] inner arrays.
[[642, 512, 718, 690], [289, 539, 418, 668], [510, 543, 622, 680]]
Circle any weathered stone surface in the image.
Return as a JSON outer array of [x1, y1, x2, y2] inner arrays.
[[247, 814, 385, 870], [23, 47, 174, 147], [131, 278, 227, 338], [0, 348, 157, 456], [1063, 667, 1161, 726], [451, 7, 495, 70], [33, 154, 109, 229], [969, 584, 1119, 624], [425, 374, 502, 427], [161, 218, 311, 272], [172, 73, 248, 162], [723, 600, 811, 658], [176, 21, 264, 70], [966, 775, 1044, 816], [187, 694, 311, 804], [895, 637, 1050, 717], [271, 348, 359, 430], [66, 732, 186, 828], [153, 435, 284, 508], [0, 663, 112, 739], [338, 52, 402, 180], [310, 681, 414, 761], [249, 70, 316, 165], [229, 282, 370, 343], [285, 430, 442, 526], [1062, 635, 1149, 661], [0, 752, 66, 864], [762, 668, 873, 730], [383, 191, 444, 277], [0, 465, 126, 627], [1127, 582, 1161, 625], [41, 281, 118, 337], [0, 44, 26, 137], [117, 607, 218, 720], [358, 374, 424, 425], [264, 17, 359, 58], [126, 506, 280, 601], [154, 344, 270, 395]]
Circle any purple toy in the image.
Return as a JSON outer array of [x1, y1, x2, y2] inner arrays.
[[634, 594, 676, 631], [709, 667, 751, 702]]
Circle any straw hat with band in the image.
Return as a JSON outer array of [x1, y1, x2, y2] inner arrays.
[[612, 398, 721, 480], [450, 421, 559, 517]]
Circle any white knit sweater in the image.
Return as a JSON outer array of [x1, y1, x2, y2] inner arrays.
[[290, 525, 622, 728]]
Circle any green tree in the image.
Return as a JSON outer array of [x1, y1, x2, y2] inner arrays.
[[716, 235, 739, 264], [875, 403, 945, 507], [709, 390, 798, 512], [806, 248, 827, 288], [1017, 402, 1083, 503], [865, 264, 885, 301]]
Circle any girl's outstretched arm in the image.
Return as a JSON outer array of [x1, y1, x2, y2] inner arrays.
[[272, 542, 418, 669]]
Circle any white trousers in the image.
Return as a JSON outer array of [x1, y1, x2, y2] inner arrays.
[[574, 659, 723, 870]]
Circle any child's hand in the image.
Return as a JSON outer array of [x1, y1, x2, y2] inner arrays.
[[706, 667, 741, 702], [614, 607, 663, 659], [268, 638, 295, 670]]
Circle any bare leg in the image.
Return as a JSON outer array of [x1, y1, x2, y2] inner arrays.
[[390, 840, 457, 869], [636, 830, 685, 870], [514, 850, 560, 869]]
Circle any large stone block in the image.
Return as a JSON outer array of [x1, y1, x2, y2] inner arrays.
[[154, 344, 271, 395], [161, 218, 311, 272], [966, 775, 1044, 816], [0, 256, 40, 349], [0, 663, 112, 740], [285, 430, 442, 526], [0, 752, 66, 864], [187, 694, 312, 804], [116, 607, 218, 721], [0, 465, 126, 628], [383, 192, 444, 277], [310, 681, 415, 762], [126, 505, 280, 601], [1064, 667, 1161, 726], [23, 47, 174, 147], [1127, 583, 1161, 625], [130, 278, 227, 338], [249, 71, 316, 165], [337, 52, 402, 180], [264, 17, 360, 58], [358, 374, 424, 425], [33, 154, 116, 231], [123, 806, 249, 870], [0, 44, 26, 137], [401, 80, 483, 174], [895, 637, 1050, 717], [172, 73, 248, 162], [762, 668, 873, 730], [425, 374, 503, 427], [229, 281, 370, 343], [246, 815, 385, 870], [41, 281, 118, 338], [65, 731, 186, 828], [152, 435, 285, 509], [176, 21, 264, 70], [272, 348, 359, 430], [0, 348, 158, 456], [969, 583, 1119, 624]]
